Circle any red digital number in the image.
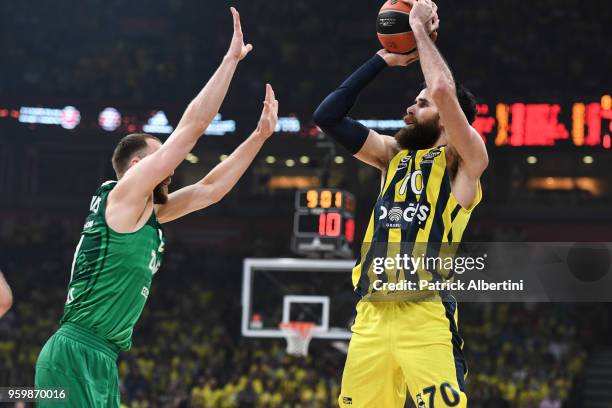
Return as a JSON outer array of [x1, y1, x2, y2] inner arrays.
[[345, 218, 355, 242], [318, 213, 326, 235], [318, 213, 341, 237], [326, 213, 341, 237]]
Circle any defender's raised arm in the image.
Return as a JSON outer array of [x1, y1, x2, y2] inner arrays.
[[156, 84, 279, 223], [110, 7, 253, 214]]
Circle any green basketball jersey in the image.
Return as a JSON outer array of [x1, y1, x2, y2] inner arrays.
[[60, 181, 165, 351]]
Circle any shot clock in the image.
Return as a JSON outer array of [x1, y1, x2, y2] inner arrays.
[[291, 189, 355, 258]]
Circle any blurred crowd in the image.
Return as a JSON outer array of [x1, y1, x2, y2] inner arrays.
[[460, 303, 595, 408], [1, 218, 609, 408], [1, 0, 609, 113], [1, 2, 611, 406]]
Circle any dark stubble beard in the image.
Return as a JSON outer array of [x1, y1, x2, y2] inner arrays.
[[153, 183, 168, 204], [394, 117, 442, 151]]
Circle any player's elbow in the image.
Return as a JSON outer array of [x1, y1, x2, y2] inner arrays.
[[430, 80, 456, 104], [197, 182, 225, 206], [208, 191, 225, 205], [0, 293, 12, 317], [313, 100, 338, 128], [474, 130, 490, 173], [466, 152, 489, 179], [312, 106, 329, 128], [474, 155, 489, 177], [481, 151, 490, 170]]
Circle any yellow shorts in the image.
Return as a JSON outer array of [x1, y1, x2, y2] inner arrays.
[[338, 299, 467, 408]]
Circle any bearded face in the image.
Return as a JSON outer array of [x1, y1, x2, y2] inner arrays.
[[394, 114, 442, 151], [153, 177, 171, 204]]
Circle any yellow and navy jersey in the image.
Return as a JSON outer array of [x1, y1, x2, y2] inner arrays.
[[352, 145, 482, 298]]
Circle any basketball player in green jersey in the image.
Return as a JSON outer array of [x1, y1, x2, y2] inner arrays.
[[35, 8, 279, 407], [315, 1, 488, 406], [0, 270, 12, 318]]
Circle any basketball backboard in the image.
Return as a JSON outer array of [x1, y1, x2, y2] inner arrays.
[[241, 258, 357, 340]]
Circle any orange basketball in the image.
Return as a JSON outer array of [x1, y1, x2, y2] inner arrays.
[[376, 0, 438, 54]]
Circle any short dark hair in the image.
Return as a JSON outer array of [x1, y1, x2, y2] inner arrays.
[[455, 82, 477, 124], [422, 81, 477, 124], [111, 133, 160, 178]]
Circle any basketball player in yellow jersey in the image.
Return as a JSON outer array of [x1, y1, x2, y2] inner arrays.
[[314, 1, 488, 407]]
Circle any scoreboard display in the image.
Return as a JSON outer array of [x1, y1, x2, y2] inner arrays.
[[2, 95, 610, 147], [292, 189, 355, 258]]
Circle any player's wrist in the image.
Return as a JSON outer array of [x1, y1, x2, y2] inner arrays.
[[223, 53, 241, 64], [250, 130, 270, 143], [375, 51, 391, 66], [409, 21, 428, 37], [378, 53, 403, 68], [371, 53, 389, 69]]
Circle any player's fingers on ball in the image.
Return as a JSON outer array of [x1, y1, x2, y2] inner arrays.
[[432, 18, 440, 31]]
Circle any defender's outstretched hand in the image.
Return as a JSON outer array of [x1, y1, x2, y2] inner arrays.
[[227, 7, 253, 61], [377, 49, 420, 67], [255, 84, 279, 140]]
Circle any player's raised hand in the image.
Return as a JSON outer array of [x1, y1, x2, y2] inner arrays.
[[254, 84, 279, 140], [408, 0, 439, 34], [226, 7, 253, 61], [377, 49, 419, 67]]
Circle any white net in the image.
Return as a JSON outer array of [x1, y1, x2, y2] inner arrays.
[[280, 322, 316, 357]]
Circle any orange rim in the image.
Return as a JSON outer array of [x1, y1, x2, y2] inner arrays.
[[279, 321, 316, 337]]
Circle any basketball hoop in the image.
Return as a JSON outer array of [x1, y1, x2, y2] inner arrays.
[[279, 321, 318, 357]]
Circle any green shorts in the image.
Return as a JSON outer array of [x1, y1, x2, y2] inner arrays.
[[35, 322, 121, 408]]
